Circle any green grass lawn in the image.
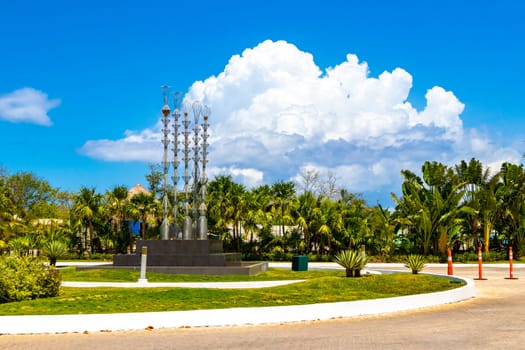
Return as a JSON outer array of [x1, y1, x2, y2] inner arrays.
[[58, 266, 347, 282], [0, 268, 465, 316]]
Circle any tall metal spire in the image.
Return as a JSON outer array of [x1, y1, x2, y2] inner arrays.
[[159, 87, 210, 241], [160, 86, 171, 240], [171, 91, 182, 239]]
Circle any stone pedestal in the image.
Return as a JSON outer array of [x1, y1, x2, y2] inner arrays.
[[113, 240, 241, 267], [111, 240, 266, 275]]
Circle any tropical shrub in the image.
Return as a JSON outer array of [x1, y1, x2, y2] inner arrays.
[[0, 256, 61, 303], [334, 250, 368, 277], [8, 236, 33, 256], [265, 246, 288, 261], [42, 240, 69, 265], [405, 254, 426, 274], [482, 251, 507, 262]]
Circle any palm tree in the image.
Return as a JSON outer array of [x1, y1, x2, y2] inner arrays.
[[393, 163, 471, 255], [104, 185, 129, 251], [271, 181, 296, 239], [129, 192, 158, 240], [294, 191, 318, 253], [105, 186, 129, 231], [230, 182, 247, 249], [498, 163, 525, 254], [392, 170, 435, 255], [9, 235, 33, 256], [206, 175, 248, 250], [207, 175, 238, 238], [302, 197, 342, 256], [477, 171, 501, 253], [72, 187, 103, 255], [454, 158, 503, 251], [337, 190, 369, 252], [318, 198, 342, 255], [242, 186, 272, 245], [367, 204, 396, 257], [1, 220, 27, 245]]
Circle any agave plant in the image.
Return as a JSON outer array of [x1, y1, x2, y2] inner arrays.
[[405, 254, 426, 274], [334, 250, 368, 277], [42, 240, 69, 266]]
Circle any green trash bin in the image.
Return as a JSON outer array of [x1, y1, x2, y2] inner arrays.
[[292, 255, 308, 271]]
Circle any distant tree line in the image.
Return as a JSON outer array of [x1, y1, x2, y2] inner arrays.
[[1, 158, 525, 262]]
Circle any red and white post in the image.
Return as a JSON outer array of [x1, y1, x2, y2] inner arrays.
[[447, 247, 453, 275], [475, 246, 486, 280], [509, 246, 514, 279], [506, 246, 518, 280]]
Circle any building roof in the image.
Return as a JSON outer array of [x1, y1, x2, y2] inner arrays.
[[128, 184, 150, 198]]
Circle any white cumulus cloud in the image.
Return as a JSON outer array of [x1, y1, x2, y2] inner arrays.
[[0, 88, 60, 126], [208, 166, 264, 188], [80, 40, 521, 201], [79, 126, 162, 162]]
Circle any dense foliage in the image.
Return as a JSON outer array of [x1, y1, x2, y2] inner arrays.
[[1, 157, 525, 262], [0, 256, 61, 303]]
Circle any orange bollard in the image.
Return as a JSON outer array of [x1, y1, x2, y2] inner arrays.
[[475, 246, 487, 280], [447, 247, 453, 275], [509, 246, 514, 279], [505, 246, 519, 280]]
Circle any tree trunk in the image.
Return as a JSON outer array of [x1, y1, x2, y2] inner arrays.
[[281, 206, 285, 240], [484, 222, 492, 253], [87, 220, 93, 254], [304, 229, 310, 253], [141, 215, 146, 240]]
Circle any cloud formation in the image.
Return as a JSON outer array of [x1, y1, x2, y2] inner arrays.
[[80, 40, 521, 200], [80, 125, 162, 162], [0, 88, 60, 126]]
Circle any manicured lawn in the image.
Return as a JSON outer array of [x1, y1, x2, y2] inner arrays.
[[58, 266, 347, 282], [0, 268, 465, 316]]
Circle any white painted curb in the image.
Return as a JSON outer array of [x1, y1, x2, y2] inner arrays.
[[0, 275, 475, 335]]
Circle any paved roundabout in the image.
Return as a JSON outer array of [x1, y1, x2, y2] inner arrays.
[[0, 264, 524, 349]]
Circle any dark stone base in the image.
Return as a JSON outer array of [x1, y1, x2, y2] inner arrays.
[[111, 239, 267, 275], [113, 240, 240, 267]]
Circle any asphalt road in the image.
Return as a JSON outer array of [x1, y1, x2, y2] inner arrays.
[[1, 265, 523, 350]]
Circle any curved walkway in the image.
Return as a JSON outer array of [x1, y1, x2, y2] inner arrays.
[[61, 280, 305, 289], [0, 262, 477, 335]]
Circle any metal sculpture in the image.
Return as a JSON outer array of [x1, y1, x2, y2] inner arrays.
[[159, 87, 210, 240], [160, 86, 171, 240]]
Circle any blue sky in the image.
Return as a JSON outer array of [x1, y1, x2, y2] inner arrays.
[[1, 0, 524, 205]]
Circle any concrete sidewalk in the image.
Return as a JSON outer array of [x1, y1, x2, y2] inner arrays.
[[0, 262, 478, 335], [62, 280, 305, 289]]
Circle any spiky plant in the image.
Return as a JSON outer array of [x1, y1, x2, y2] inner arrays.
[[405, 254, 426, 274], [334, 250, 368, 277], [42, 240, 68, 266]]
